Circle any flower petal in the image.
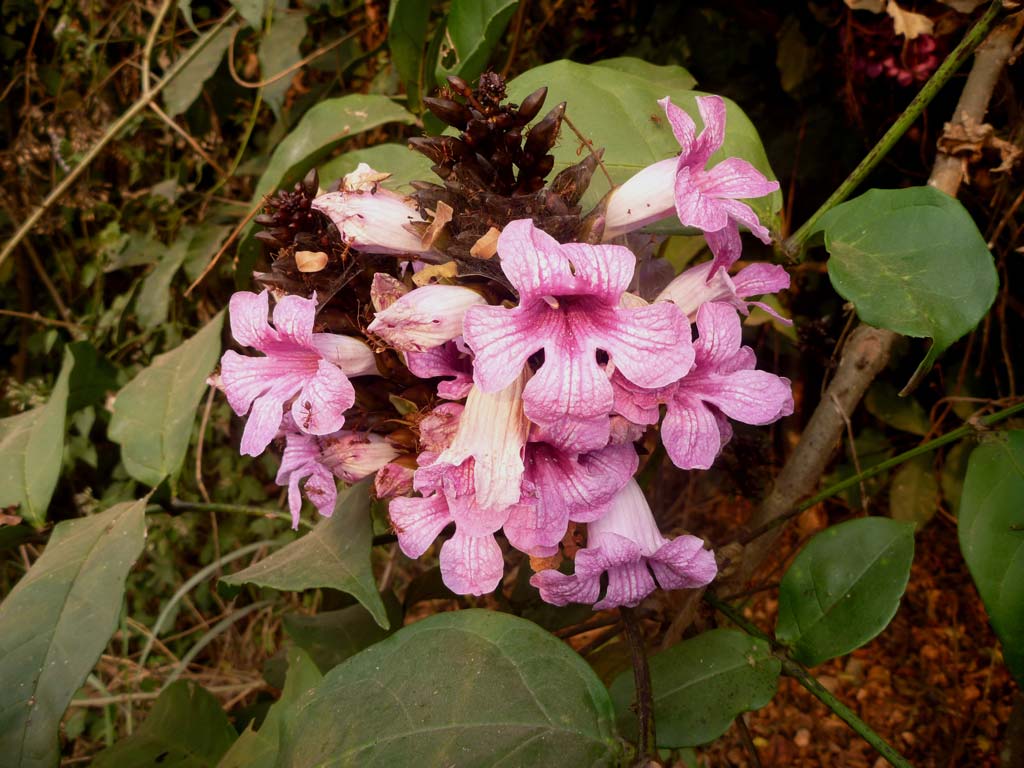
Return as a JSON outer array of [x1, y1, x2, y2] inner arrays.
[[704, 224, 743, 275], [691, 95, 727, 168], [702, 369, 794, 426], [674, 166, 731, 233], [649, 535, 718, 591], [312, 334, 378, 376], [389, 493, 451, 558], [600, 302, 693, 389], [291, 360, 355, 436], [228, 290, 275, 349], [594, 560, 657, 610], [462, 303, 544, 393], [694, 301, 743, 370], [439, 530, 504, 595], [702, 157, 780, 200], [658, 96, 696, 157], [662, 394, 724, 470], [530, 569, 602, 607], [270, 293, 316, 348], [240, 391, 288, 457], [716, 198, 772, 244], [303, 466, 338, 521], [731, 263, 790, 299]]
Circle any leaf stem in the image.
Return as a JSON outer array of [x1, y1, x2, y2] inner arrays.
[[782, 0, 1003, 258], [737, 399, 1024, 544], [0, 10, 238, 269], [620, 606, 658, 762], [705, 593, 913, 768]]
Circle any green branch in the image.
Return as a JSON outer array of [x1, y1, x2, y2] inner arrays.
[[705, 593, 913, 768], [783, 0, 1003, 258]]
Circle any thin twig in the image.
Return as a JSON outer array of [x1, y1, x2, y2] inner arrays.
[[148, 102, 227, 175], [0, 9, 239, 270], [620, 606, 657, 761], [561, 112, 614, 187], [736, 715, 764, 768], [0, 308, 86, 332], [142, 0, 176, 98]]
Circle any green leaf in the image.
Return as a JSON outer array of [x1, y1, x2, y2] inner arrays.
[[182, 222, 232, 283], [136, 238, 189, 329], [283, 597, 401, 673], [609, 628, 779, 748], [231, 0, 267, 30], [109, 313, 225, 488], [66, 341, 117, 414], [506, 58, 781, 229], [252, 95, 417, 204], [260, 11, 308, 118], [940, 439, 971, 516], [218, 647, 322, 768], [221, 481, 388, 628], [278, 609, 619, 767], [816, 187, 998, 391], [92, 680, 236, 768], [434, 0, 518, 87], [162, 24, 234, 117], [0, 499, 147, 767], [388, 0, 432, 108], [318, 143, 435, 194], [889, 455, 939, 528], [958, 431, 1024, 683], [592, 56, 697, 90], [864, 381, 930, 436], [0, 349, 73, 526], [776, 517, 915, 666]]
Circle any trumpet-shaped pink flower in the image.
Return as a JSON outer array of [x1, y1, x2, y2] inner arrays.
[[614, 302, 793, 470], [368, 284, 485, 352], [463, 220, 693, 453], [656, 259, 791, 322], [603, 97, 779, 273], [220, 291, 377, 457], [311, 164, 436, 256], [504, 441, 639, 557], [531, 479, 717, 609]]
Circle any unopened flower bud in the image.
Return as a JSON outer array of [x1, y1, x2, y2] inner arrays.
[[367, 284, 485, 352], [320, 432, 399, 484], [374, 460, 416, 499], [370, 273, 410, 312]]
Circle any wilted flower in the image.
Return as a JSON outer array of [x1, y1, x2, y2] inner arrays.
[[531, 478, 717, 609], [463, 220, 693, 452], [220, 291, 377, 457], [368, 284, 485, 352], [614, 302, 792, 470], [312, 163, 437, 256]]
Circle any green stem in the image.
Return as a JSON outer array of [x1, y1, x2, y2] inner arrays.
[[620, 606, 657, 760], [783, 0, 1003, 258], [739, 399, 1024, 544], [165, 500, 313, 529], [0, 9, 238, 269], [705, 594, 913, 768]]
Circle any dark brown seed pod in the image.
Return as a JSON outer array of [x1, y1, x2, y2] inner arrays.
[[516, 87, 548, 125], [423, 97, 473, 130], [523, 102, 566, 160]]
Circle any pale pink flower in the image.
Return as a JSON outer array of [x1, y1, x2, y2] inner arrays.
[[312, 164, 436, 256], [220, 291, 377, 457], [603, 96, 779, 273], [374, 461, 415, 500], [614, 302, 793, 470], [463, 220, 693, 453], [405, 341, 473, 400], [320, 431, 400, 483], [531, 479, 717, 609], [368, 284, 485, 352], [370, 272, 409, 312], [504, 441, 639, 557], [656, 259, 791, 322]]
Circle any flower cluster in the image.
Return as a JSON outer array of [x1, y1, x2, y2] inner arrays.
[[219, 85, 791, 610]]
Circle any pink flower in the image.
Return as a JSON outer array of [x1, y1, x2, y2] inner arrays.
[[311, 164, 436, 256], [374, 461, 415, 500], [614, 302, 793, 470], [320, 431, 400, 483], [368, 284, 485, 352], [405, 341, 474, 400], [656, 259, 791, 323], [462, 220, 693, 453], [389, 376, 530, 596], [220, 291, 377, 457], [530, 478, 716, 609], [604, 97, 779, 273], [504, 441, 639, 557]]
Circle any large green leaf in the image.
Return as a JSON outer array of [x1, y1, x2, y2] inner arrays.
[[92, 681, 236, 767], [218, 647, 322, 768], [252, 95, 417, 203], [221, 481, 388, 628], [0, 499, 147, 767], [162, 24, 234, 117], [506, 58, 781, 229], [278, 609, 619, 767], [259, 11, 307, 118], [318, 143, 435, 194], [434, 0, 518, 87], [776, 517, 915, 666], [609, 628, 779, 748], [135, 238, 189, 329], [109, 312, 224, 488], [816, 187, 998, 389], [388, 0, 432, 109], [958, 431, 1024, 683], [0, 349, 73, 526], [283, 596, 401, 673]]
